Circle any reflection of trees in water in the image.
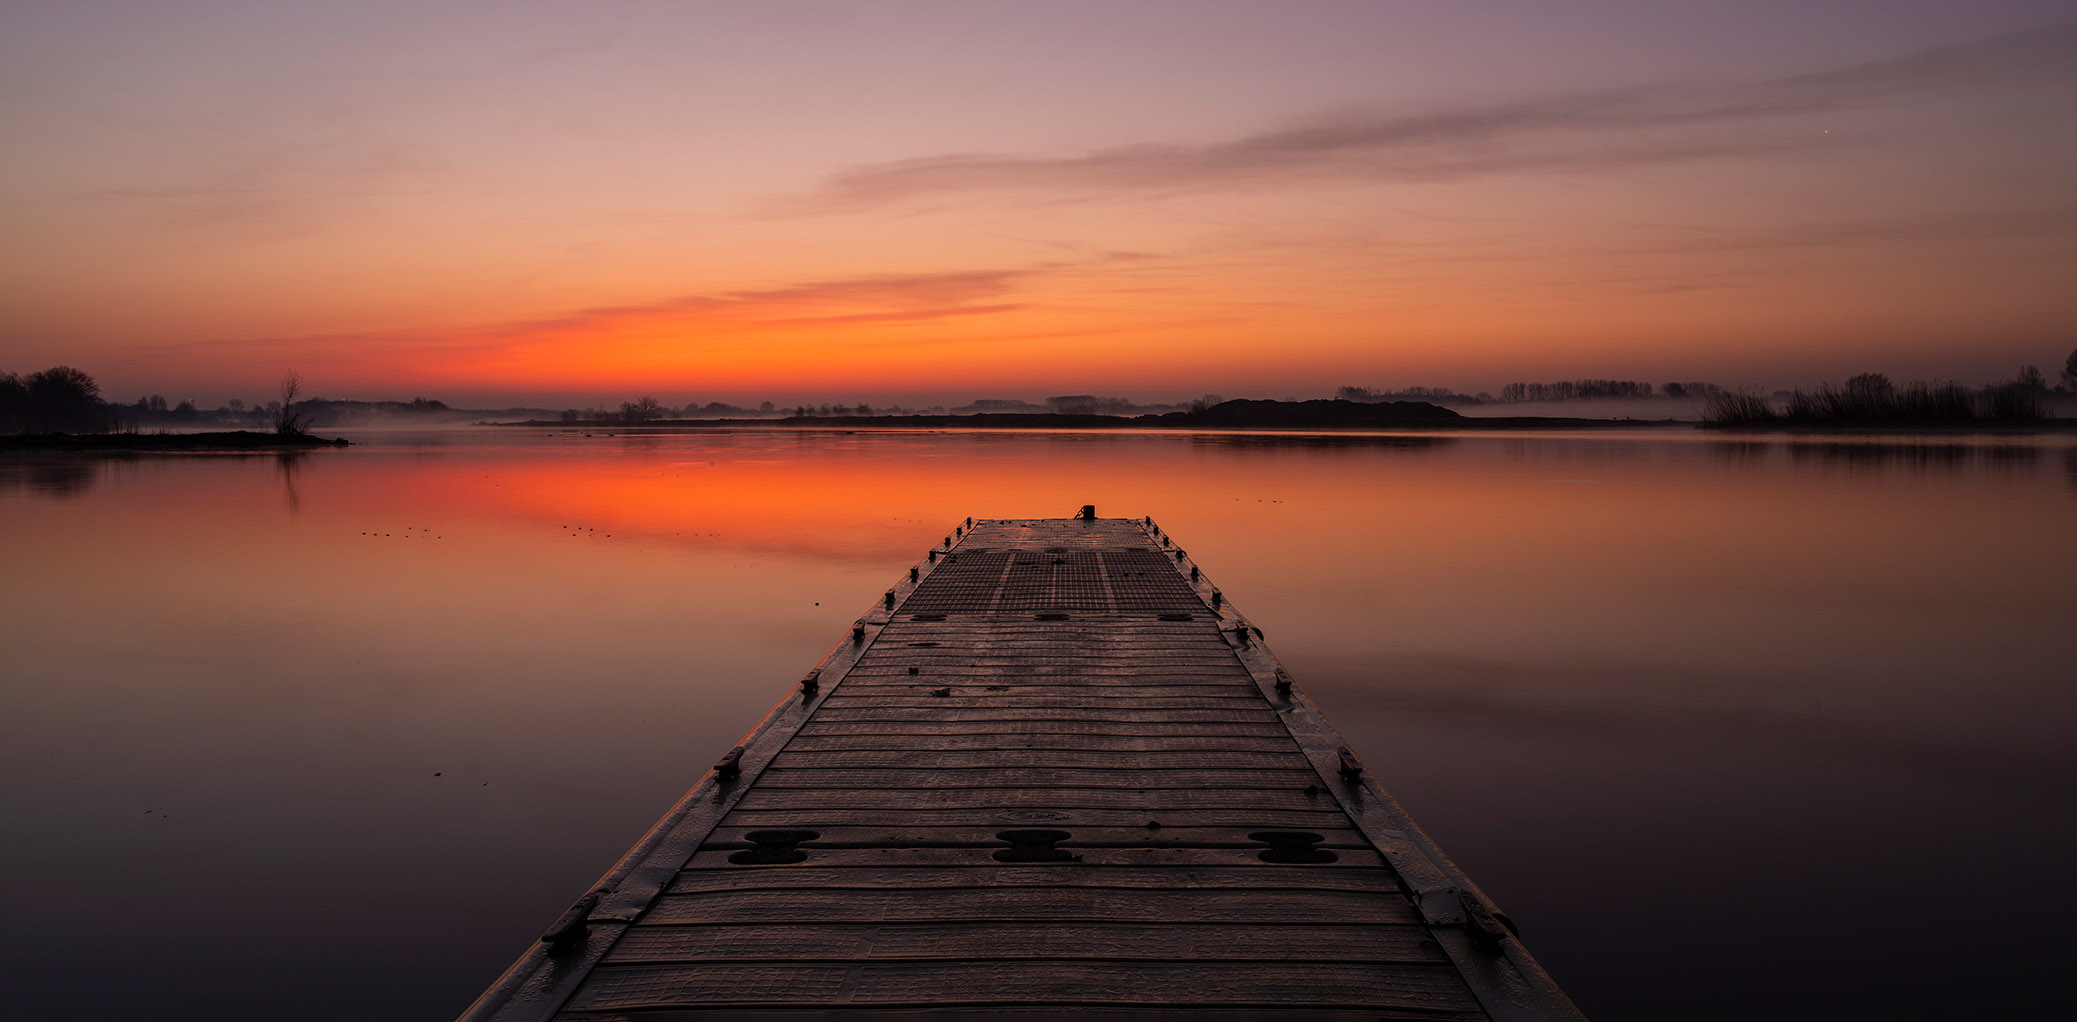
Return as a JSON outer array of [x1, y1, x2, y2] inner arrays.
[[1708, 437, 2068, 478], [1, 451, 324, 505], [275, 452, 304, 514], [1770, 440, 2041, 475], [1496, 435, 1673, 466], [1707, 441, 1774, 471], [0, 457, 97, 497], [1977, 444, 2041, 475]]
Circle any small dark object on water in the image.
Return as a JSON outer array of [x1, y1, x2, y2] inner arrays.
[[1077, 504, 1096, 520], [930, 687, 952, 697], [908, 666, 920, 675]]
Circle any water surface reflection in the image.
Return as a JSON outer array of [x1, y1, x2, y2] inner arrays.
[[1, 427, 2073, 1020]]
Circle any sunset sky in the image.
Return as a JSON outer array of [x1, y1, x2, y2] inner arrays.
[[3, 1, 2073, 407]]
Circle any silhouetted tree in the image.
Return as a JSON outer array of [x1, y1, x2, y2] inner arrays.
[[25, 366, 110, 433], [275, 371, 310, 435], [0, 372, 25, 432], [620, 396, 664, 422], [2061, 348, 2077, 392], [2015, 365, 2047, 391]]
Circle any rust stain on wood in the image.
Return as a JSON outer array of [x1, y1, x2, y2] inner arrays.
[[462, 518, 1581, 1020]]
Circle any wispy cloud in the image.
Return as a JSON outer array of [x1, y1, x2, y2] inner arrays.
[[501, 268, 1029, 335], [791, 21, 2077, 211], [150, 267, 1038, 371]]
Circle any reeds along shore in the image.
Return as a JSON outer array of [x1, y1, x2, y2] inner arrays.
[[1703, 379, 2053, 427]]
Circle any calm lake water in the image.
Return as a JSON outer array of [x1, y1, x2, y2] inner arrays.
[[3, 426, 2073, 1020]]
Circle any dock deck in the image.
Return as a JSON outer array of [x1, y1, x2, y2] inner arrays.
[[463, 517, 1579, 1019]]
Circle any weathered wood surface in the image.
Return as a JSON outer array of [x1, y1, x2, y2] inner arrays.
[[462, 518, 1581, 1020]]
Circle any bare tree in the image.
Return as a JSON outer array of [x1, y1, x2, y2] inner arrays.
[[620, 395, 665, 423], [275, 371, 310, 435]]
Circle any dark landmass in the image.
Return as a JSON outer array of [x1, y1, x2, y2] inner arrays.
[[0, 430, 350, 451], [499, 398, 1685, 431]]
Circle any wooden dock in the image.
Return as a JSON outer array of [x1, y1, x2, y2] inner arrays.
[[462, 516, 1580, 1019]]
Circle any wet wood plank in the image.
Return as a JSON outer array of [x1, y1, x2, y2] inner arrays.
[[563, 961, 1484, 1015], [718, 807, 1356, 828], [769, 748, 1313, 769], [604, 921, 1449, 963], [637, 887, 1424, 925], [730, 787, 1345, 811], [678, 845, 1391, 869], [664, 865, 1407, 893]]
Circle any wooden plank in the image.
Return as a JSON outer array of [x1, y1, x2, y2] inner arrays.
[[678, 846, 1389, 868], [752, 766, 1325, 788], [804, 707, 1282, 723], [795, 720, 1293, 737], [781, 733, 1300, 753], [768, 749, 1312, 770], [700, 824, 1367, 843], [605, 922, 1449, 963], [563, 961, 1480, 1013], [823, 691, 1266, 706], [665, 865, 1405, 894], [717, 807, 1354, 828], [637, 887, 1424, 925], [731, 788, 1344, 811]]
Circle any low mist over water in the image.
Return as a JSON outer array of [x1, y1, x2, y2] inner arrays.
[[3, 427, 2074, 1019]]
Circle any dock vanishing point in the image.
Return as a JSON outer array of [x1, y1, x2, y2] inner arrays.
[[463, 514, 1581, 1019]]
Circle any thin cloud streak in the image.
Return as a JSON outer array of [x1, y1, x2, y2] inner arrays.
[[793, 21, 2077, 211], [144, 268, 1039, 368]]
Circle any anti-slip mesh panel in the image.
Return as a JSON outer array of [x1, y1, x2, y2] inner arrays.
[[900, 548, 1202, 617]]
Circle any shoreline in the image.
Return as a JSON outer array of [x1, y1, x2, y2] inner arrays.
[[0, 430, 350, 451]]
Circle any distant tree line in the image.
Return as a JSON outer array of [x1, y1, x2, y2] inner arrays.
[[1495, 379, 1724, 402], [1335, 385, 1491, 405], [1336, 381, 1728, 404], [1704, 363, 2069, 426]]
